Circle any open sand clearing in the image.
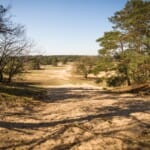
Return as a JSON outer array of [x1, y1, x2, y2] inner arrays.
[[0, 65, 150, 150]]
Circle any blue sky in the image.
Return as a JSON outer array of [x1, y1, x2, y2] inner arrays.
[[1, 0, 127, 55]]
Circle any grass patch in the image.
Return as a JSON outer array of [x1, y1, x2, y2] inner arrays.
[[0, 83, 47, 111]]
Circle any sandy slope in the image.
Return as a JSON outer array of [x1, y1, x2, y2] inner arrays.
[[0, 65, 150, 150]]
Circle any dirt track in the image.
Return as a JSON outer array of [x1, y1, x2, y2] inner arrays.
[[0, 65, 150, 150]]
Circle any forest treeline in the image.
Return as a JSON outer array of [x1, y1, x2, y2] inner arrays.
[[0, 0, 149, 87]]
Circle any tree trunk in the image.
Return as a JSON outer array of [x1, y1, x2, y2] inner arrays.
[[127, 77, 131, 86], [84, 73, 88, 79], [0, 71, 3, 82], [120, 41, 124, 53], [8, 73, 12, 83]]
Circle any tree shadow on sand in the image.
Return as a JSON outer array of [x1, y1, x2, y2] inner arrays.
[[0, 83, 97, 103], [0, 81, 146, 103], [0, 98, 150, 150], [0, 82, 46, 101], [0, 82, 150, 149]]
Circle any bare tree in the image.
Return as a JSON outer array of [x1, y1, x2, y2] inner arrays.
[[1, 25, 30, 82], [0, 5, 10, 81], [0, 5, 9, 33]]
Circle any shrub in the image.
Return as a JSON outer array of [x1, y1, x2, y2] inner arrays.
[[107, 76, 126, 87], [95, 78, 104, 84]]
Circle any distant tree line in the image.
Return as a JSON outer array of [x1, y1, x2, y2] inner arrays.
[[39, 55, 84, 66], [95, 0, 150, 86], [26, 55, 97, 70]]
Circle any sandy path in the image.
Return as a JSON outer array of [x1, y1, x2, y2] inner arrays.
[[0, 65, 150, 150]]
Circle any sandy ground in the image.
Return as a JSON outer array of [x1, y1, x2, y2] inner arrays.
[[0, 65, 150, 150], [20, 65, 99, 87]]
